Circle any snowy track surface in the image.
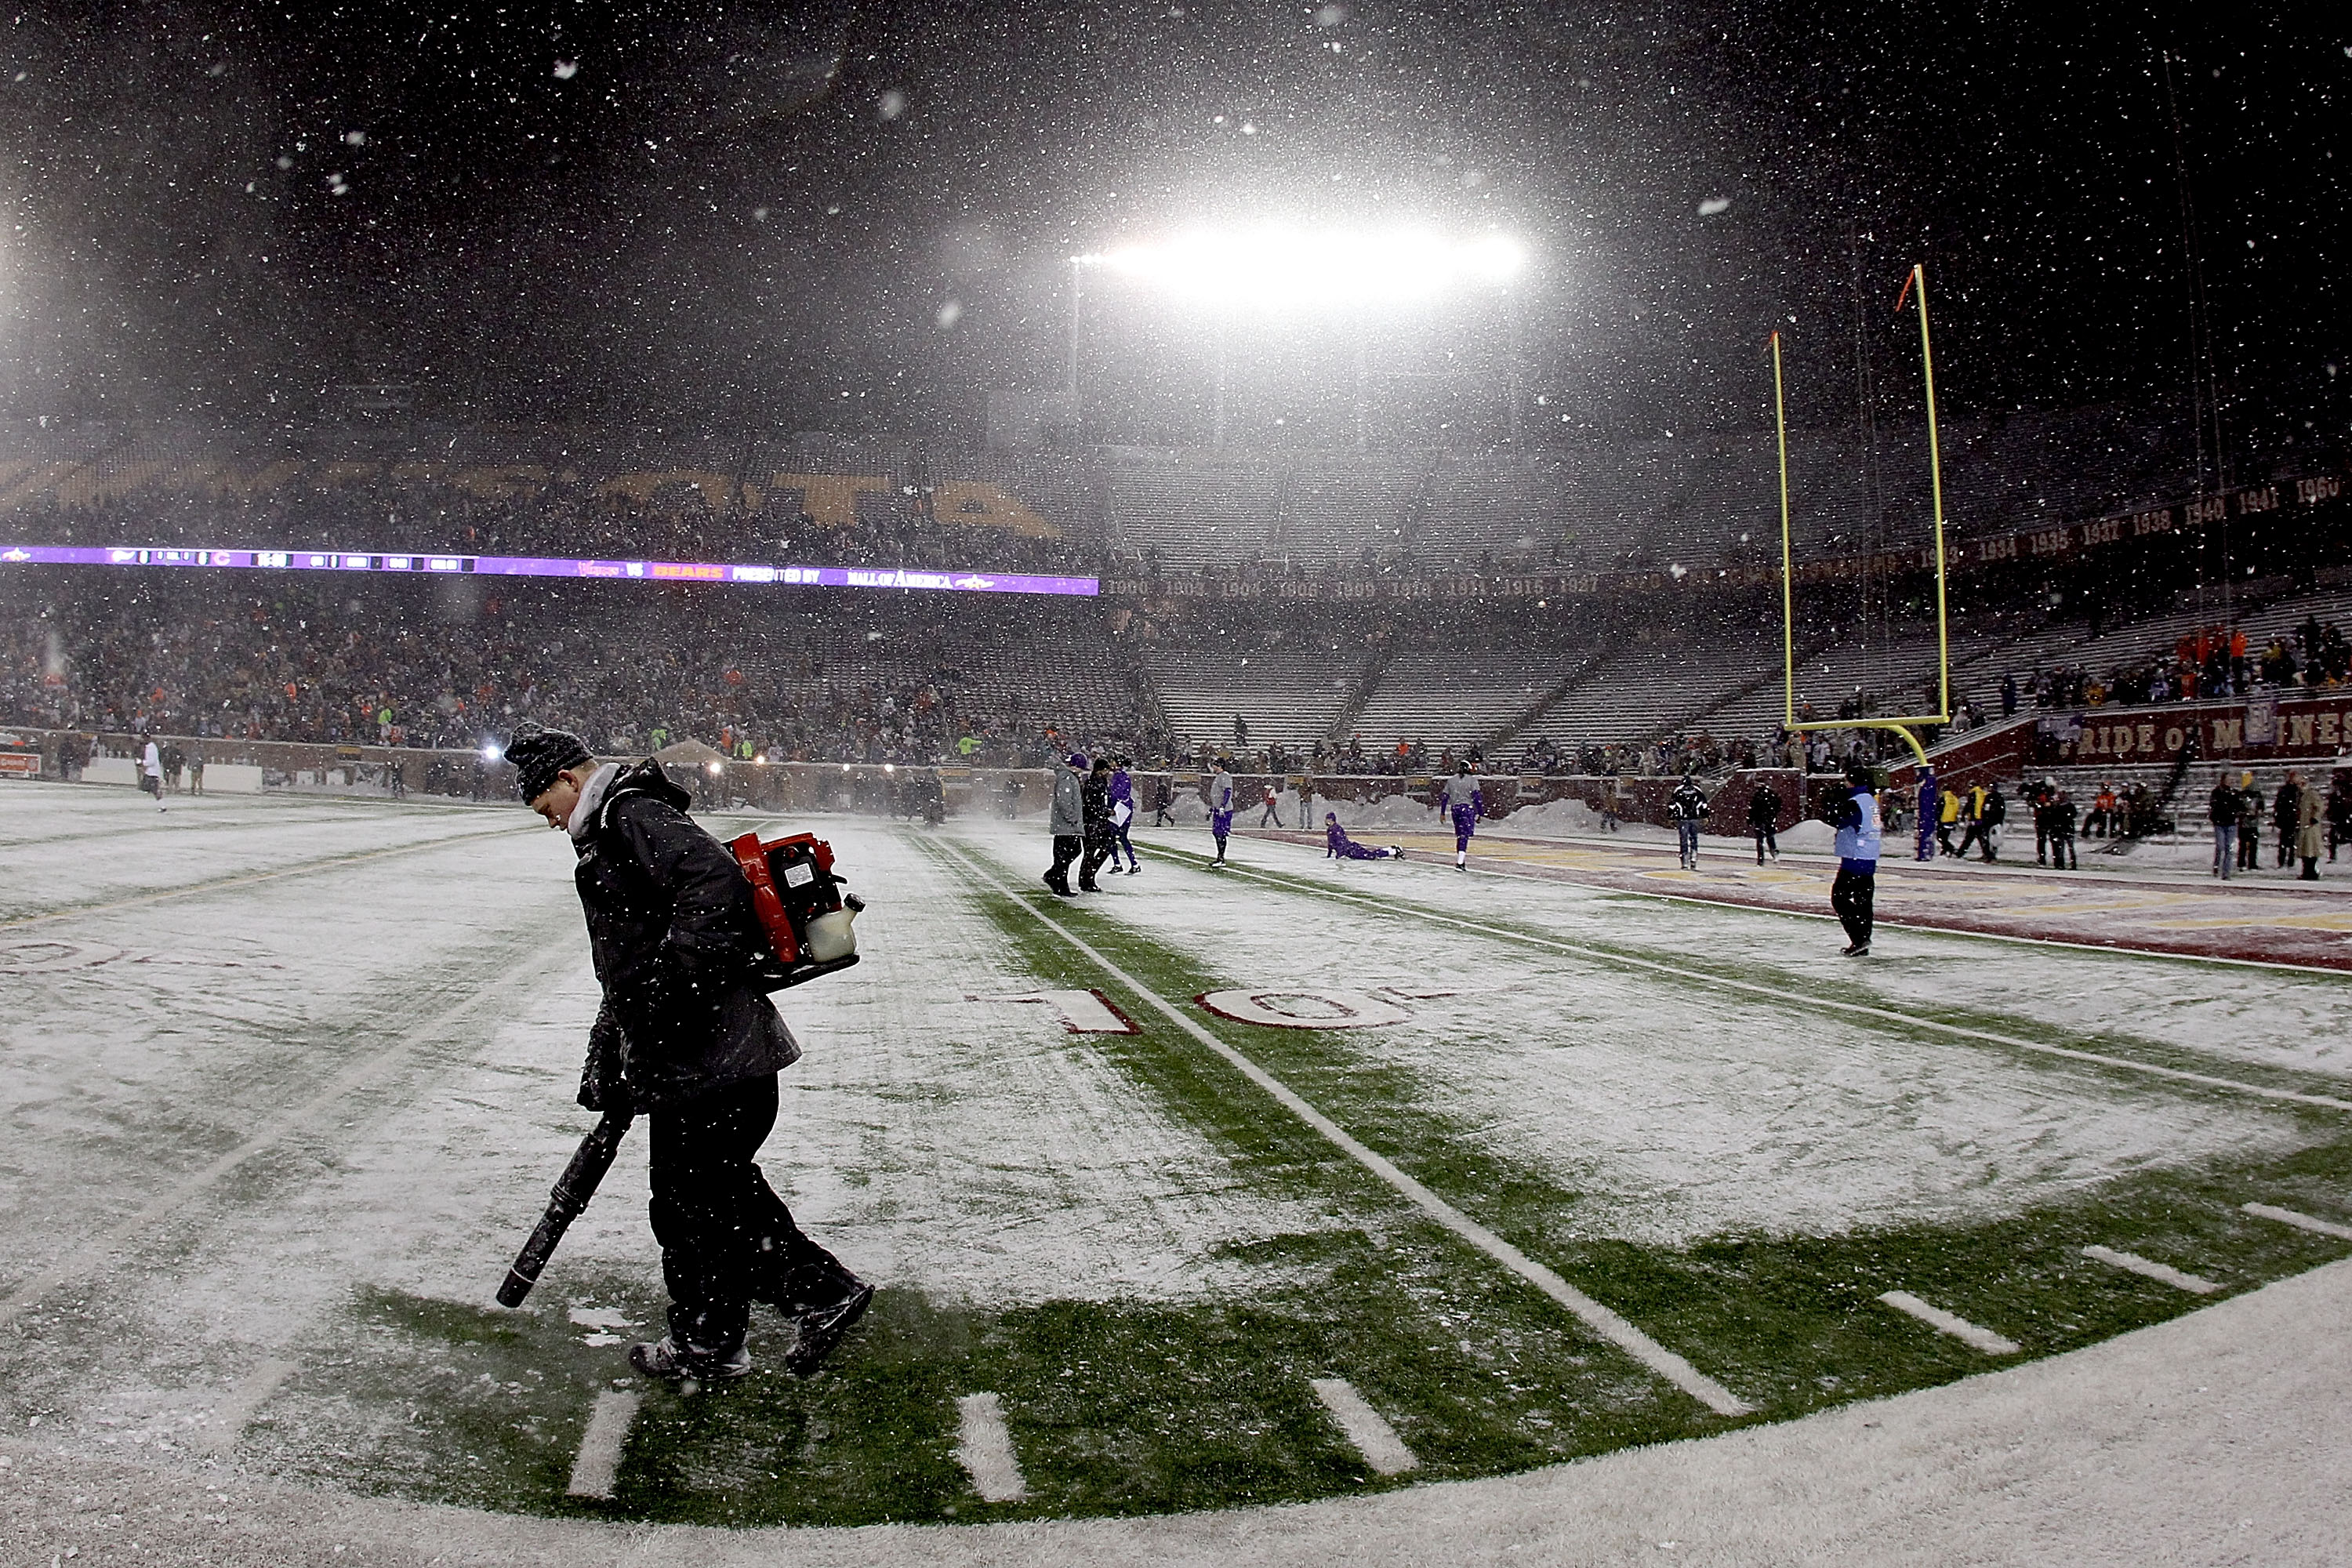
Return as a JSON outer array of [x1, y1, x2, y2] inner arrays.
[[5, 782, 2351, 1552]]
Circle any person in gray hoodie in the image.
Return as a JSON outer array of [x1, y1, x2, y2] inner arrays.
[[1045, 750, 1087, 895]]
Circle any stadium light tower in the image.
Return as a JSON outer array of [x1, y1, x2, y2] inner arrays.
[[1070, 223, 1530, 448]]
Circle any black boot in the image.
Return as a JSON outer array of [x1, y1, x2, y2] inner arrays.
[[777, 1257, 874, 1377], [630, 1301, 752, 1380]]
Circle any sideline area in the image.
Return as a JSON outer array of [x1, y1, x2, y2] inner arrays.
[[6, 1253, 2348, 1566], [1262, 823, 2352, 971]]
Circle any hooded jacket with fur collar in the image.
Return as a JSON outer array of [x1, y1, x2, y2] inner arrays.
[[572, 757, 798, 1109]]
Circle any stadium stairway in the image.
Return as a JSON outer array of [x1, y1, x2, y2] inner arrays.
[[1320, 641, 1399, 746], [1483, 644, 1616, 754]]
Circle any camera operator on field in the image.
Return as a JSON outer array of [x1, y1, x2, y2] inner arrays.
[[507, 724, 871, 1382]]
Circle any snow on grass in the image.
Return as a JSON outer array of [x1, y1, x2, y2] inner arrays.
[[1203, 824, 2352, 1083], [0, 781, 524, 922], [754, 826, 1345, 1304], [972, 822, 2323, 1247]]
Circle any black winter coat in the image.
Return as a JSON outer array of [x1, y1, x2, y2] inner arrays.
[[1081, 774, 1113, 838], [573, 759, 799, 1110], [1746, 786, 1780, 829]]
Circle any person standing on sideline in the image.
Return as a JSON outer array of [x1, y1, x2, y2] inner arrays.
[[1440, 760, 1484, 870], [1258, 779, 1283, 828], [1108, 757, 1141, 873], [505, 725, 870, 1382], [1078, 757, 1116, 891], [1601, 768, 1621, 833], [1829, 759, 1881, 955], [2047, 788, 2079, 870], [1044, 752, 1086, 896], [187, 741, 205, 796], [140, 734, 166, 812], [2209, 773, 2241, 878], [2329, 775, 2352, 863], [1207, 757, 1237, 866], [1746, 780, 1781, 864], [1150, 775, 1175, 828], [2274, 771, 2304, 869], [1955, 782, 1988, 860], [1936, 784, 1962, 856], [1978, 783, 2008, 862], [2296, 771, 2324, 880], [2238, 772, 2264, 871], [1668, 771, 1710, 869]]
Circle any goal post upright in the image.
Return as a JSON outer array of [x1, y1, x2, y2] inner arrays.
[[1775, 263, 1952, 775]]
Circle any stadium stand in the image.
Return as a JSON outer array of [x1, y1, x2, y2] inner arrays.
[[1343, 635, 1602, 753]]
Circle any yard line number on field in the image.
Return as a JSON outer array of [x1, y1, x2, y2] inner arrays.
[[930, 837, 1754, 1419], [1156, 848, 2352, 1118]]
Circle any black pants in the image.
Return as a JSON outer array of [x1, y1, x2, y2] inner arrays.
[[1831, 867, 1876, 949], [648, 1073, 832, 1351], [1080, 829, 1113, 887], [2240, 827, 2259, 869], [1047, 833, 1081, 888], [1752, 825, 1777, 862], [2049, 831, 2076, 869]]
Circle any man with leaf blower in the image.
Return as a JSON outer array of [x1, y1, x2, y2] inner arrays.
[[507, 724, 872, 1382]]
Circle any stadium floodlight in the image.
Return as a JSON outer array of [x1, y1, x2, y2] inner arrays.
[[1077, 225, 1527, 311], [481, 743, 500, 762]]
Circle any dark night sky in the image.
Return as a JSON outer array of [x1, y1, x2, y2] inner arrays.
[[0, 1, 2343, 457]]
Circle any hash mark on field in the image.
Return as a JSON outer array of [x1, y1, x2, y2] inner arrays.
[[2081, 1244, 2220, 1294], [565, 1390, 640, 1500], [953, 1392, 1026, 1503], [1878, 1290, 2020, 1355], [2243, 1202, 2352, 1241], [1309, 1377, 1419, 1475], [932, 837, 1753, 1418], [194, 1359, 296, 1454]]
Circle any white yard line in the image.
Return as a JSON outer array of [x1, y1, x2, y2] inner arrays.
[[953, 1392, 1027, 1503], [1878, 1290, 2022, 1355], [2080, 1245, 2220, 1294], [933, 837, 1753, 1418], [0, 824, 533, 931], [1308, 1377, 1419, 1475], [0, 942, 575, 1329], [2242, 1202, 2352, 1241], [1169, 848, 2352, 1117], [564, 1390, 640, 1500], [192, 1359, 297, 1454]]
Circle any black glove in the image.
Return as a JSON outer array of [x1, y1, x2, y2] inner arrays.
[[578, 1007, 635, 1116]]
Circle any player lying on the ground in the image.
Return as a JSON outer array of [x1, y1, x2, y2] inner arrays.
[[1325, 814, 1405, 860]]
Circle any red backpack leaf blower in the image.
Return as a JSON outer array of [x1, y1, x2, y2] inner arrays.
[[727, 829, 865, 989]]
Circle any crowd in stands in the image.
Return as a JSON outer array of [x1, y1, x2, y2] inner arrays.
[[0, 576, 1152, 769], [1996, 612, 2352, 719]]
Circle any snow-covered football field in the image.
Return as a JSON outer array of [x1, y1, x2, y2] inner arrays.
[[5, 779, 2352, 1543]]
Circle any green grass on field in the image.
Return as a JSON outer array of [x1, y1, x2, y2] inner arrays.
[[222, 829, 2352, 1528]]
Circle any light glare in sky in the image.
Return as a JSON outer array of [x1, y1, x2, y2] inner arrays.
[[1081, 226, 1527, 310]]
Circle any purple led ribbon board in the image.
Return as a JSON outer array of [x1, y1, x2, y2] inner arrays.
[[0, 544, 1098, 598]]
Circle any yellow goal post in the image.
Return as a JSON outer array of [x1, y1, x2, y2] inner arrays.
[[1774, 263, 1951, 770]]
